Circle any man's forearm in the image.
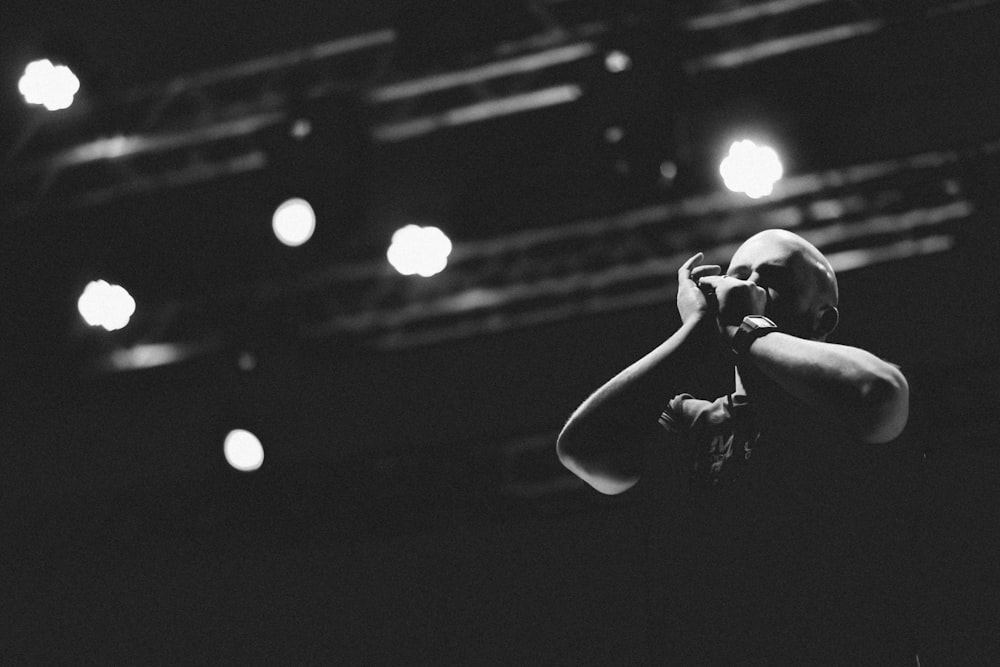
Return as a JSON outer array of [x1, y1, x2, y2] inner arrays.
[[743, 332, 909, 443], [557, 316, 716, 493]]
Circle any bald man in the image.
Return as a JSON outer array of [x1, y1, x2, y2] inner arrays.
[[556, 229, 912, 662]]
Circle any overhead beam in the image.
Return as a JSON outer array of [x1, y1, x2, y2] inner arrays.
[[685, 19, 884, 72], [125, 29, 397, 102], [367, 42, 596, 103], [371, 84, 583, 142], [38, 112, 285, 170], [683, 0, 836, 31]]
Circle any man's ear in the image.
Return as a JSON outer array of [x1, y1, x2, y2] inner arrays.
[[814, 306, 839, 340]]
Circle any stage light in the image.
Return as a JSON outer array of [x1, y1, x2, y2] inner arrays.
[[659, 160, 678, 186], [660, 160, 678, 180], [18, 59, 80, 111], [272, 197, 316, 246], [77, 280, 136, 331], [386, 224, 452, 277], [719, 139, 783, 198], [604, 50, 632, 73], [237, 351, 257, 372], [224, 429, 264, 472], [289, 118, 312, 140]]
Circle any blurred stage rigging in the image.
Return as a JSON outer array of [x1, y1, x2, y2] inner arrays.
[[4, 0, 1000, 537], [5, 0, 1000, 360], [3, 0, 999, 552], [3, 1, 1000, 664]]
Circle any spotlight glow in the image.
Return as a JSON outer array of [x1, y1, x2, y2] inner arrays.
[[78, 280, 136, 331], [18, 59, 80, 111], [289, 118, 312, 139], [604, 50, 632, 73], [224, 429, 264, 472], [272, 197, 316, 246], [386, 225, 452, 277], [719, 139, 784, 198], [659, 160, 678, 181]]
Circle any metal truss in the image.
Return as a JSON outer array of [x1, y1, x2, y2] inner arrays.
[[7, 0, 996, 216], [5, 3, 638, 217], [92, 138, 999, 371], [5, 0, 999, 372]]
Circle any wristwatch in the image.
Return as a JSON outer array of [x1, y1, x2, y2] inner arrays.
[[731, 315, 778, 356]]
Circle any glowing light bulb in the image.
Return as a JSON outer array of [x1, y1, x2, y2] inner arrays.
[[224, 429, 264, 472], [77, 280, 136, 331], [719, 139, 784, 199], [18, 59, 80, 111], [386, 225, 452, 277], [604, 51, 632, 73], [272, 198, 316, 246]]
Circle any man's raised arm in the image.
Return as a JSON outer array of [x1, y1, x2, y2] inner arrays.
[[738, 332, 909, 444], [698, 273, 909, 444], [556, 253, 720, 495]]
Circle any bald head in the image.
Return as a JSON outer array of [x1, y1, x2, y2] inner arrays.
[[727, 229, 839, 339]]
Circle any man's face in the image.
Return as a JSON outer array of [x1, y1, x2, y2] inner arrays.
[[725, 231, 837, 339]]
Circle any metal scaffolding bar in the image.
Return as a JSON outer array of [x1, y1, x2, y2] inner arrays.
[[367, 42, 595, 102]]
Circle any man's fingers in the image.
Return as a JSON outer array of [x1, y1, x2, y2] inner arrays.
[[690, 265, 721, 281], [696, 275, 723, 289], [679, 253, 720, 284], [678, 252, 704, 280]]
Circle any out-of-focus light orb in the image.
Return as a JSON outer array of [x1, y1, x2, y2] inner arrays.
[[224, 429, 264, 472], [77, 280, 136, 331], [272, 197, 316, 246], [604, 50, 632, 73], [289, 118, 312, 140], [659, 160, 678, 181], [719, 139, 783, 199], [604, 126, 625, 143], [237, 351, 257, 372], [18, 59, 80, 111], [386, 224, 452, 277]]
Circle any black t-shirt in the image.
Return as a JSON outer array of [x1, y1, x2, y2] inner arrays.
[[643, 390, 919, 664]]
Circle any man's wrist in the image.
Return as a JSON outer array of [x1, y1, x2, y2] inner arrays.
[[682, 312, 718, 336], [730, 315, 778, 356]]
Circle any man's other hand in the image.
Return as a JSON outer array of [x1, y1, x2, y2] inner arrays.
[[677, 252, 722, 325], [696, 275, 768, 334]]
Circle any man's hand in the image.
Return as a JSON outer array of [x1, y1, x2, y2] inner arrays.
[[677, 252, 722, 325], [696, 275, 769, 342]]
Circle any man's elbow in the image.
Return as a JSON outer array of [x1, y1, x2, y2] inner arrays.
[[857, 368, 910, 444], [555, 422, 580, 466], [556, 427, 639, 495]]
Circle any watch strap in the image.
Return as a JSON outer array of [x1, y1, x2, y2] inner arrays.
[[731, 315, 778, 355]]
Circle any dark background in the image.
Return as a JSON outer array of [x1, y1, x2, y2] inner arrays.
[[2, 1, 999, 664]]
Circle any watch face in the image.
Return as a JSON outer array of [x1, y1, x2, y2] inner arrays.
[[745, 316, 775, 328]]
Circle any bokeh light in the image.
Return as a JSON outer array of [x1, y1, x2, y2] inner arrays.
[[659, 160, 678, 181], [224, 429, 264, 472], [604, 50, 632, 73], [77, 280, 136, 331], [719, 139, 784, 199], [386, 224, 453, 277], [272, 197, 316, 246], [18, 59, 81, 111], [289, 118, 312, 140]]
